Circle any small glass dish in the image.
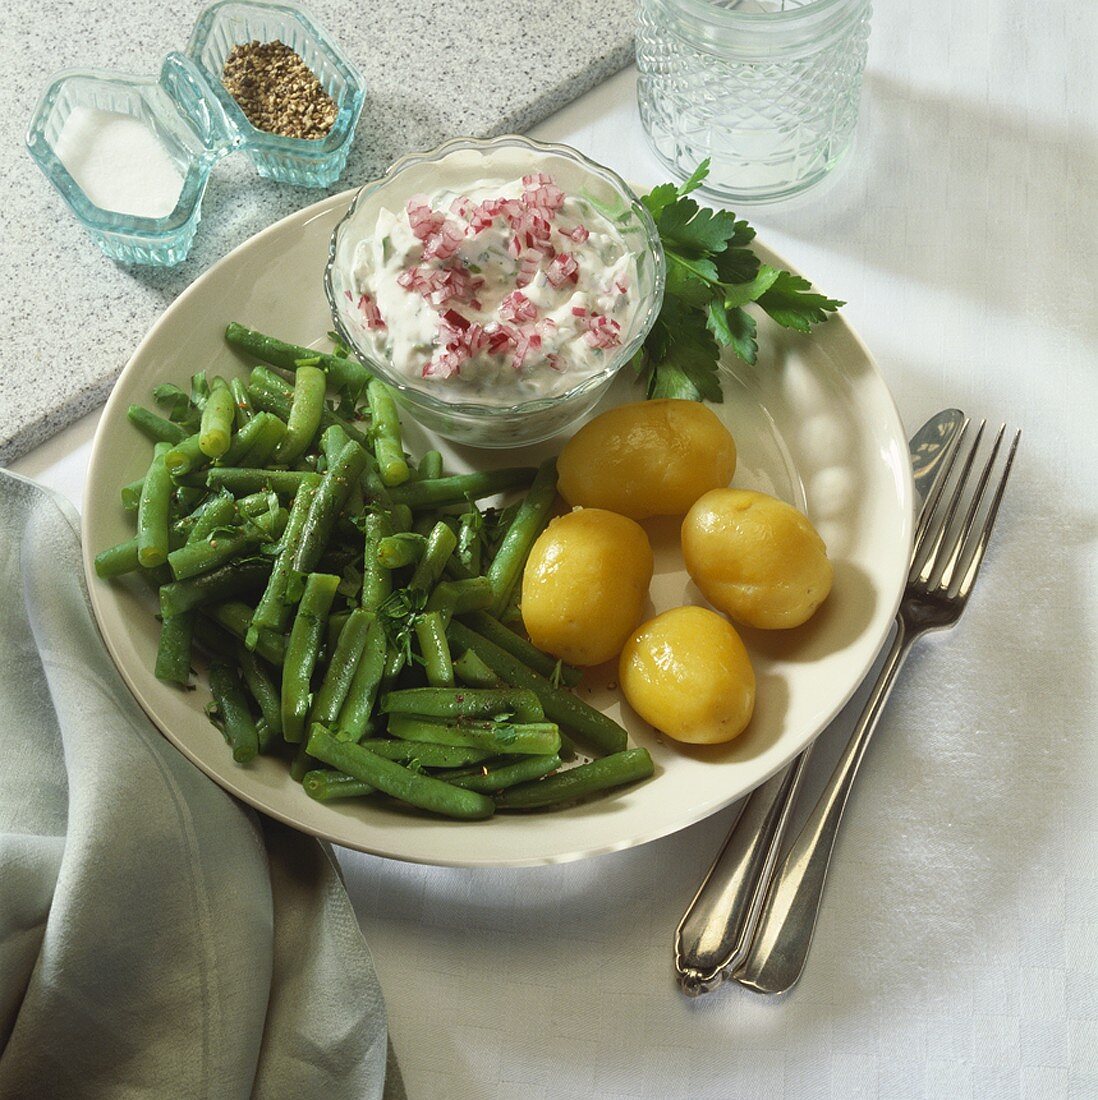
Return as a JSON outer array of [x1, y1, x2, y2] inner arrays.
[[26, 0, 365, 265], [188, 0, 365, 188], [325, 135, 666, 448], [26, 54, 236, 266]]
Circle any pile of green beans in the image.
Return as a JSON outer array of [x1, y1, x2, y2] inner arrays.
[[95, 323, 654, 820]]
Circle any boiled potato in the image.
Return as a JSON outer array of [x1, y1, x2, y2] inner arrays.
[[521, 508, 653, 666], [619, 606, 755, 744], [682, 489, 833, 629], [556, 399, 737, 519]]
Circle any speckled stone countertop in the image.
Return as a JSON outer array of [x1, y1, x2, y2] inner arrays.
[[0, 1, 634, 463]]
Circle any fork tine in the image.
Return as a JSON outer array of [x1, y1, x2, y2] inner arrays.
[[936, 424, 1006, 591], [954, 429, 1021, 599], [912, 416, 970, 552], [914, 420, 986, 584]]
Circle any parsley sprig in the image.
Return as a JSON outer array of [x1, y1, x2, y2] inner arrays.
[[635, 161, 845, 403]]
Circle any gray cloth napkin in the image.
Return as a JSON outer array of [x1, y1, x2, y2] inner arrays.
[[0, 471, 402, 1099]]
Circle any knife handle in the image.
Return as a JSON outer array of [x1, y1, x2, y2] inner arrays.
[[674, 750, 812, 994]]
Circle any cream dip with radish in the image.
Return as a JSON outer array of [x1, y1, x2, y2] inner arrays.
[[342, 172, 641, 404]]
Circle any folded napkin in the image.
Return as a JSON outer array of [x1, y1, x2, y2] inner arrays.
[[0, 471, 402, 1099]]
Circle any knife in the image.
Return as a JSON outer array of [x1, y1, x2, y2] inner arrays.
[[674, 408, 966, 995]]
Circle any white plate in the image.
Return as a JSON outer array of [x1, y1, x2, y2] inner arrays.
[[82, 190, 913, 868]]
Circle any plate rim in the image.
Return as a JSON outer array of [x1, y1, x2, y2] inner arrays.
[[81, 187, 913, 868]]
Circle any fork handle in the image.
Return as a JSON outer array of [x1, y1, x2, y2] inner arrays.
[[674, 750, 812, 994], [734, 616, 915, 995]]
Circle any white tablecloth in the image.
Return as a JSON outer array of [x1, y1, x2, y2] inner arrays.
[[13, 3, 1097, 1093]]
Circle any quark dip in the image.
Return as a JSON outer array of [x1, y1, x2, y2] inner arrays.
[[343, 172, 641, 404]]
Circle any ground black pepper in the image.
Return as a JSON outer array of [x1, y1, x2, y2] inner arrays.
[[221, 40, 338, 140]]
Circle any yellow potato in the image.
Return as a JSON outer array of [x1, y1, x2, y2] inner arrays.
[[682, 489, 833, 629], [521, 508, 653, 666], [619, 606, 755, 744], [557, 399, 737, 519]]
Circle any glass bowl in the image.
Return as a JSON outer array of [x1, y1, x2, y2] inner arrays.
[[324, 135, 666, 448]]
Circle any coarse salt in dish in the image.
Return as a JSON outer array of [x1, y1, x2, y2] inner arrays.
[[326, 136, 664, 448]]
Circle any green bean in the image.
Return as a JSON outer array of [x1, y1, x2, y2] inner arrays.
[[360, 511, 394, 613], [285, 743, 312, 783], [382, 647, 410, 693], [164, 434, 206, 476], [446, 621, 626, 756], [388, 467, 537, 510], [127, 404, 188, 445], [381, 687, 544, 723], [94, 538, 141, 579], [137, 443, 172, 568], [229, 376, 253, 428], [250, 476, 320, 635], [154, 611, 194, 684], [414, 611, 454, 687], [245, 374, 292, 420], [292, 440, 369, 574], [442, 753, 562, 793], [249, 505, 287, 542], [191, 616, 238, 664], [168, 526, 258, 581], [272, 364, 326, 465], [199, 377, 235, 459], [310, 608, 373, 727], [305, 726, 495, 820], [427, 577, 494, 616], [335, 618, 387, 742], [386, 715, 561, 756], [409, 521, 457, 591], [302, 769, 376, 802], [452, 648, 503, 688], [236, 642, 281, 748], [208, 663, 260, 763], [121, 477, 144, 511], [205, 467, 314, 496], [418, 450, 443, 480], [225, 322, 372, 396], [238, 414, 286, 468], [362, 452, 392, 504], [206, 601, 286, 666], [326, 609, 350, 653], [159, 557, 273, 619], [494, 748, 654, 810], [219, 410, 276, 466], [485, 457, 557, 617], [281, 572, 340, 742], [376, 532, 425, 569], [320, 423, 351, 467], [247, 366, 369, 447], [366, 379, 410, 486], [460, 610, 582, 687], [358, 739, 497, 768], [184, 493, 237, 545]]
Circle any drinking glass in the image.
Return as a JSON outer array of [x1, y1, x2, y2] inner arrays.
[[636, 0, 872, 203]]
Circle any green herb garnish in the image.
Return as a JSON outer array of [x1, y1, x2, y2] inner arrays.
[[637, 160, 844, 403]]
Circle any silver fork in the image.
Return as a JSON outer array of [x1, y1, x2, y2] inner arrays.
[[734, 420, 1021, 995]]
